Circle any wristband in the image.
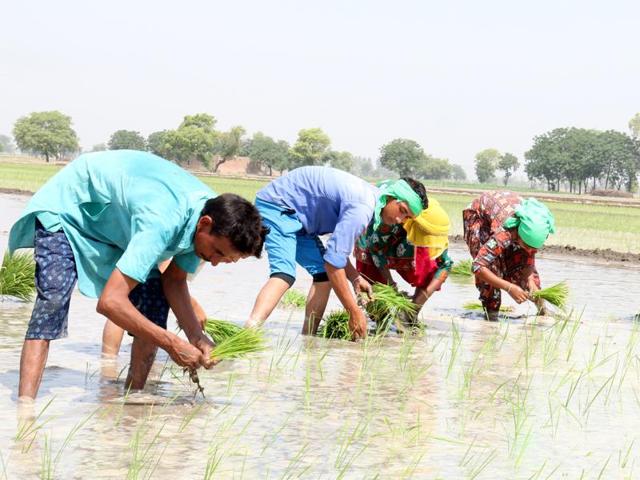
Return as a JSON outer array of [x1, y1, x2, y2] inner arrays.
[[506, 284, 512, 293]]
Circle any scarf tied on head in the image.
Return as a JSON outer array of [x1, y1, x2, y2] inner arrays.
[[402, 198, 450, 259], [373, 179, 424, 229], [503, 198, 556, 248]]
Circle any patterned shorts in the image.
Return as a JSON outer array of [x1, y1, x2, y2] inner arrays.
[[26, 223, 169, 340]]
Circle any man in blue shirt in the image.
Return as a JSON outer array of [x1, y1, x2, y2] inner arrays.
[[245, 166, 426, 339], [9, 150, 267, 399]]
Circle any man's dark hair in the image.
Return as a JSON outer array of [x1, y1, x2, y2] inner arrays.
[[401, 177, 428, 209], [201, 194, 268, 258]]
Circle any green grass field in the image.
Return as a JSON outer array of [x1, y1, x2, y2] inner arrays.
[[2, 162, 639, 253]]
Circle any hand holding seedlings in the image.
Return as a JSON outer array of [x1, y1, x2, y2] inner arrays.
[[348, 308, 368, 340], [351, 275, 373, 303], [507, 283, 529, 303], [168, 335, 211, 369]]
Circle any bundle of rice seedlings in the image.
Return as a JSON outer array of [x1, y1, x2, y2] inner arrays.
[[319, 310, 351, 340], [364, 283, 418, 334], [204, 318, 242, 344], [531, 281, 570, 309], [0, 251, 36, 301], [463, 301, 514, 313], [281, 289, 306, 308], [210, 328, 266, 362], [450, 259, 473, 276]]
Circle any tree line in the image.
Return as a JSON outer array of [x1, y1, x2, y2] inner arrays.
[[5, 110, 640, 192], [474, 113, 640, 192], [4, 110, 467, 181]]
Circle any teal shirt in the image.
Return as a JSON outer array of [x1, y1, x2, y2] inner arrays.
[[9, 150, 216, 298]]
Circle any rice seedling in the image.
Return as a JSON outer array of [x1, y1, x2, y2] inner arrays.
[[319, 310, 351, 340], [450, 259, 473, 276], [204, 318, 242, 344], [364, 283, 418, 334], [531, 281, 569, 309], [210, 328, 267, 362], [463, 301, 514, 313], [280, 289, 306, 308], [0, 251, 36, 301]]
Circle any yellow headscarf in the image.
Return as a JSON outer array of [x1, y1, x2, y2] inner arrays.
[[402, 198, 450, 259]]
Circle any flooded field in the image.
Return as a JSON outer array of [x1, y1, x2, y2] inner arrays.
[[1, 193, 639, 478]]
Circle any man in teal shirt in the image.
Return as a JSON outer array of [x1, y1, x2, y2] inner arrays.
[[9, 150, 267, 399]]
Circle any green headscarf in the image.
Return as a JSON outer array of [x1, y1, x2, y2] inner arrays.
[[503, 198, 556, 248], [373, 179, 424, 229]]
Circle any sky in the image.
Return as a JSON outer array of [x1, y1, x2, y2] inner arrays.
[[1, 0, 639, 176]]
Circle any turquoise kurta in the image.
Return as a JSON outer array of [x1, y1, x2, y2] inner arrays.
[[9, 150, 216, 298]]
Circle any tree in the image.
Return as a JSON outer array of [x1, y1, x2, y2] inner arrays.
[[420, 156, 453, 180], [212, 126, 246, 172], [525, 127, 639, 193], [147, 131, 170, 157], [245, 132, 290, 175], [629, 113, 640, 139], [379, 138, 426, 177], [91, 143, 107, 152], [474, 148, 500, 183], [326, 150, 354, 172], [451, 164, 467, 181], [498, 152, 519, 186], [149, 114, 218, 168], [108, 130, 146, 151], [351, 156, 374, 177], [13, 111, 79, 162], [0, 134, 15, 153], [289, 128, 331, 168]]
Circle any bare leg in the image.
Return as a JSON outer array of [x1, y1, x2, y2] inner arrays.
[[302, 281, 332, 335], [125, 336, 158, 390], [246, 277, 291, 328], [101, 319, 125, 356], [18, 339, 50, 400]]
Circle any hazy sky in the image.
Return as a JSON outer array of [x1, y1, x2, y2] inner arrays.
[[1, 0, 639, 175]]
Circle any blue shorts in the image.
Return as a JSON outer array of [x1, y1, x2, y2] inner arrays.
[[26, 222, 170, 340], [255, 198, 327, 283]]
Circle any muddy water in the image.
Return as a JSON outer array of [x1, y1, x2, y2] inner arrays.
[[1, 193, 639, 478]]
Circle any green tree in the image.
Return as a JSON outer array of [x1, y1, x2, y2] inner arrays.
[[245, 132, 290, 175], [147, 131, 170, 157], [525, 128, 639, 193], [420, 156, 453, 180], [108, 130, 146, 150], [379, 138, 426, 177], [13, 111, 79, 162], [0, 134, 15, 153], [498, 152, 519, 186], [289, 128, 331, 168], [91, 143, 107, 152], [325, 150, 354, 172], [180, 113, 217, 131], [474, 148, 500, 183], [150, 114, 218, 168], [212, 126, 246, 172], [451, 164, 467, 181], [629, 112, 640, 139], [351, 156, 374, 177]]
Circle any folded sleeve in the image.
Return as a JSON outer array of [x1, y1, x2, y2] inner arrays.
[[324, 203, 373, 269], [116, 215, 180, 284]]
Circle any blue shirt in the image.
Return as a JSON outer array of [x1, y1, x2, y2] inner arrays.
[[256, 166, 379, 268], [9, 150, 216, 298]]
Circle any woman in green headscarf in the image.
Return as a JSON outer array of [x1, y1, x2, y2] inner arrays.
[[462, 191, 556, 321]]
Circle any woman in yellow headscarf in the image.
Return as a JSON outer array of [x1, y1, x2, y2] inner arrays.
[[354, 178, 452, 330]]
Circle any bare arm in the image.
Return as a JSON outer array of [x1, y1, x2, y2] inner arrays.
[[475, 266, 528, 303], [96, 268, 208, 369], [325, 263, 367, 340], [161, 261, 214, 365]]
